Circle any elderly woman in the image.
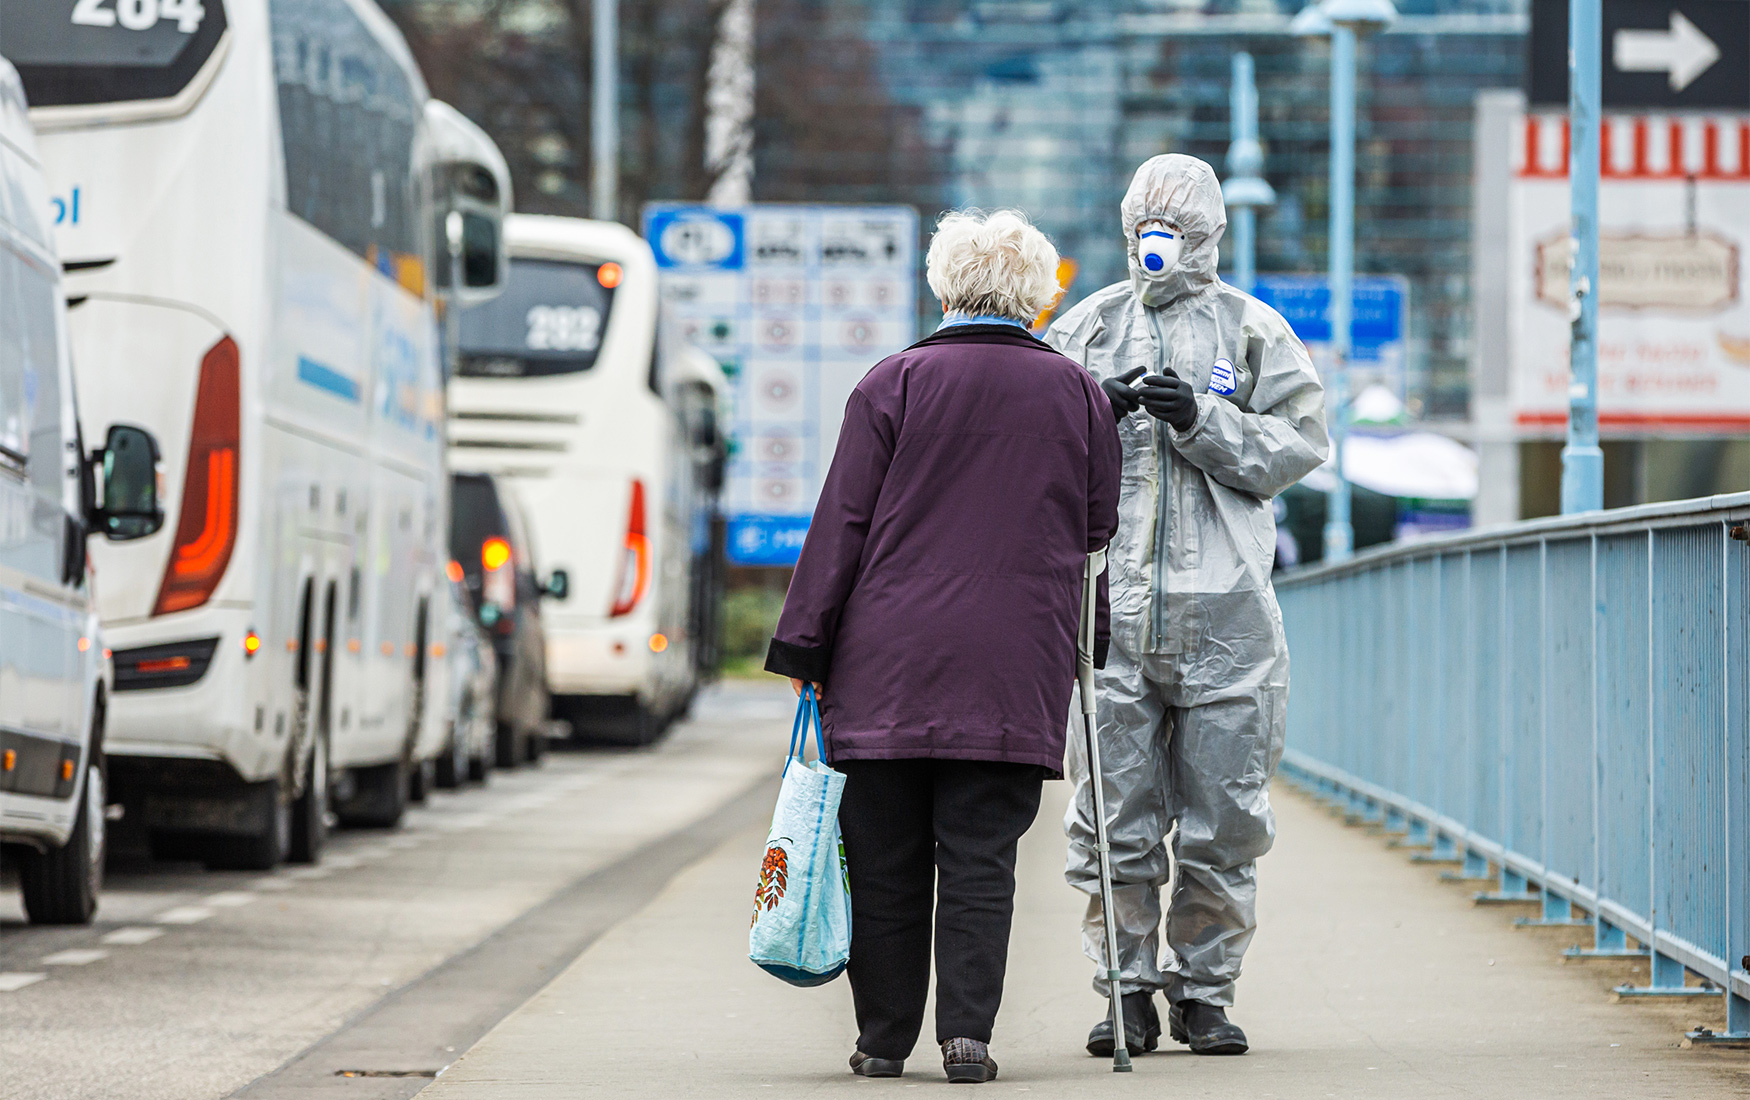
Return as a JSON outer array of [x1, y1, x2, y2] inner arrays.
[[765, 210, 1122, 1084]]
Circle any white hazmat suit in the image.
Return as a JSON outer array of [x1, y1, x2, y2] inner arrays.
[[1046, 154, 1329, 1008]]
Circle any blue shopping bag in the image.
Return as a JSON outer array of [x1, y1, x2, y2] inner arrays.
[[748, 686, 851, 986]]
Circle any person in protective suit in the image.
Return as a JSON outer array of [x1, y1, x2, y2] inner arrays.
[[1044, 154, 1329, 1057]]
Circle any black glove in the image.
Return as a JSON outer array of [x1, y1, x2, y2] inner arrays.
[[1137, 373, 1198, 433], [1100, 367, 1146, 422]]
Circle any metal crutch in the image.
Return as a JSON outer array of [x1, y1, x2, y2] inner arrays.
[[1078, 548, 1131, 1072]]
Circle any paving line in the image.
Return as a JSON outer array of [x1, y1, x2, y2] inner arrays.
[[41, 948, 108, 966], [205, 891, 257, 908], [0, 972, 46, 991], [155, 906, 214, 924], [100, 926, 166, 945]]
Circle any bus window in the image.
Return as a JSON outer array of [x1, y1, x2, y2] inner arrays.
[[458, 258, 616, 379], [0, 0, 229, 107], [270, 0, 423, 275]]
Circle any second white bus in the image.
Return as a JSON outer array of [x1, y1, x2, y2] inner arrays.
[[449, 215, 726, 745]]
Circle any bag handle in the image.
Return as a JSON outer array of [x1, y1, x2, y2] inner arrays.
[[785, 684, 826, 772]]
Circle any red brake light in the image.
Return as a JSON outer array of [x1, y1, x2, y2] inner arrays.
[[446, 559, 464, 583], [609, 479, 648, 618], [481, 537, 512, 573], [153, 336, 240, 616]]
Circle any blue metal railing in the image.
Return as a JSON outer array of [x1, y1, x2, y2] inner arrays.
[[1277, 493, 1750, 1040]]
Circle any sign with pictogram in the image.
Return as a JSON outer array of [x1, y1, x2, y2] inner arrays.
[[645, 204, 917, 565], [1529, 0, 1750, 109], [1508, 111, 1750, 432]]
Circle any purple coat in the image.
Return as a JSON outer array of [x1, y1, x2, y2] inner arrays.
[[765, 324, 1123, 773]]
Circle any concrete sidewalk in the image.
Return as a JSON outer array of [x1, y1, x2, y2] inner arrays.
[[421, 773, 1747, 1098]]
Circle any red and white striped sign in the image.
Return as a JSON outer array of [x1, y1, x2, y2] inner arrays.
[[1517, 113, 1750, 180]]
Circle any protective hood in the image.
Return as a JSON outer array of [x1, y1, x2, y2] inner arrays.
[[1121, 154, 1227, 308]]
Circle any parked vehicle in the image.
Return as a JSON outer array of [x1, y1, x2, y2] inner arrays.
[[13, 0, 506, 868], [449, 472, 556, 767], [408, 99, 514, 803], [449, 216, 728, 746], [434, 570, 497, 788], [0, 58, 164, 923]]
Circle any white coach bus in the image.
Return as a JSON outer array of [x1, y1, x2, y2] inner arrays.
[[4, 0, 503, 867], [450, 216, 727, 745]]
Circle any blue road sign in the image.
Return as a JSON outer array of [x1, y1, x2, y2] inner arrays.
[[647, 208, 746, 270], [1251, 274, 1408, 364]]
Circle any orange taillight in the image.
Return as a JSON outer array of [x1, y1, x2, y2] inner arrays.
[[481, 537, 512, 573], [597, 261, 623, 288], [446, 559, 464, 584], [609, 479, 649, 618], [153, 336, 241, 616]]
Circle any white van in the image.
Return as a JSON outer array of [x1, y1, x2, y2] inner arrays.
[[9, 0, 504, 868], [450, 216, 727, 745], [0, 58, 164, 923]]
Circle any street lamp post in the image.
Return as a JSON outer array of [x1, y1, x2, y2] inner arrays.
[[591, 0, 619, 222], [1224, 52, 1276, 294], [1562, 0, 1603, 514], [1294, 0, 1396, 563]]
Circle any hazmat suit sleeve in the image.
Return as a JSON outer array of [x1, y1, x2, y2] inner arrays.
[[764, 389, 896, 684], [1169, 319, 1329, 499]]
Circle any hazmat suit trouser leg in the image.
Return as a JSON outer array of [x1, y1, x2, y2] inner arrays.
[[1065, 644, 1284, 1008]]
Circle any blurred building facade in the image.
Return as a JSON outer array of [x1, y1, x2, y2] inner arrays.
[[387, 0, 1527, 421]]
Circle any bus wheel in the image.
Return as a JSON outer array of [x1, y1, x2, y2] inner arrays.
[[493, 721, 522, 770], [468, 748, 491, 784], [288, 735, 327, 865], [204, 781, 291, 871], [19, 763, 105, 925], [335, 761, 407, 829], [407, 758, 432, 803], [434, 723, 465, 789]]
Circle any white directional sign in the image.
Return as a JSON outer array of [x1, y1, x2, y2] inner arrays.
[[1613, 11, 1721, 92], [643, 204, 917, 566]]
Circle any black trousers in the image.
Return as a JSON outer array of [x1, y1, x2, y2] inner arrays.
[[836, 758, 1045, 1060]]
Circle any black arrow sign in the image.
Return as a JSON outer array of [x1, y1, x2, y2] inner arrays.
[[1529, 0, 1750, 109]]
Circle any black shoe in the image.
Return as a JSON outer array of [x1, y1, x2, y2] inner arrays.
[[1085, 991, 1161, 1056], [849, 1051, 904, 1077], [940, 1038, 998, 1083], [1167, 1001, 1249, 1055]]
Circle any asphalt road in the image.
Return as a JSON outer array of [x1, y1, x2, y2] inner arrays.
[[0, 681, 790, 1100]]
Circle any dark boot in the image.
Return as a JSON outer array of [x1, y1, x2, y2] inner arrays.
[[1085, 991, 1161, 1056], [940, 1038, 998, 1083], [1167, 1000, 1249, 1055], [849, 1051, 904, 1077]]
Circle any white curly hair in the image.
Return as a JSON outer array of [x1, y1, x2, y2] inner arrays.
[[925, 209, 1061, 322]]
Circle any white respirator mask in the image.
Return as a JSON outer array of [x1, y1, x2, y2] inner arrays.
[[1135, 219, 1182, 275]]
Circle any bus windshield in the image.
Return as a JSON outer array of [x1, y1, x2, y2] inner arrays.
[[458, 258, 617, 379], [0, 0, 229, 107]]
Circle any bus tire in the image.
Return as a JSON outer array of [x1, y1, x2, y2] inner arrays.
[[204, 781, 291, 871], [434, 724, 465, 789], [494, 721, 522, 770], [335, 761, 407, 829], [19, 763, 105, 925], [287, 735, 327, 865], [407, 758, 431, 804], [468, 751, 490, 784]]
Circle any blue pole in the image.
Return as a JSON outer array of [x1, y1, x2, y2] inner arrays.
[[1231, 52, 1258, 292], [1324, 26, 1356, 561], [1234, 206, 1256, 292], [1561, 0, 1603, 513]]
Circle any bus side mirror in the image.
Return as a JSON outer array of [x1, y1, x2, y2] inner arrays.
[[543, 569, 569, 601], [90, 423, 164, 541]]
